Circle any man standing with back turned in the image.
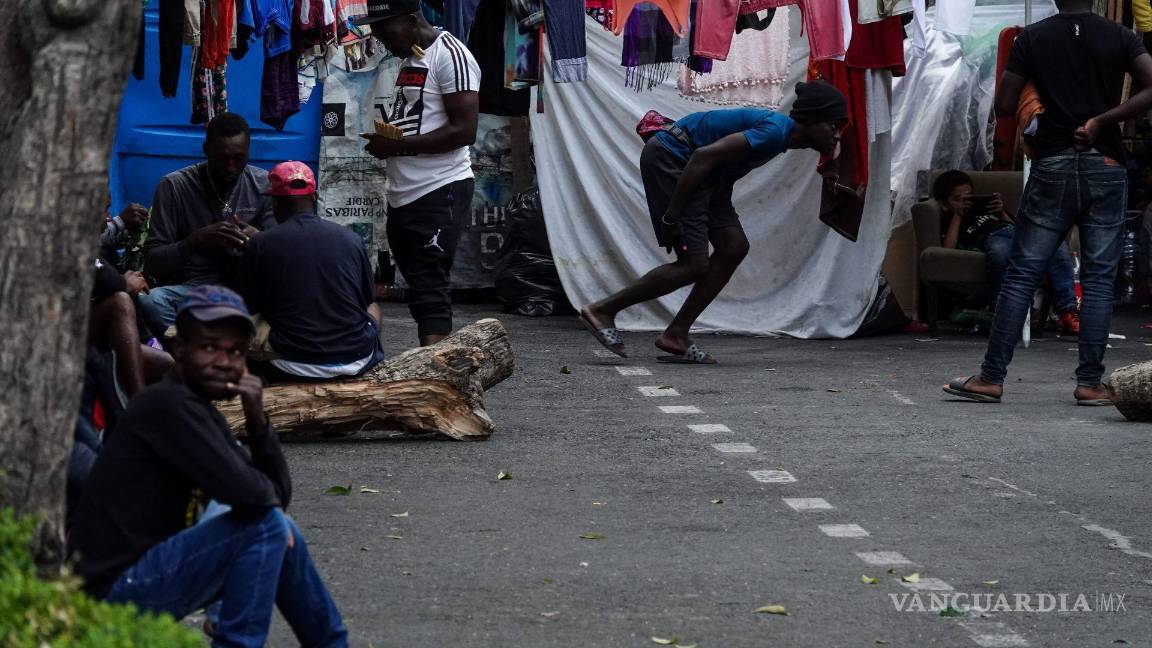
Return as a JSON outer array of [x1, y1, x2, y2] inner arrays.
[[944, 0, 1152, 404], [358, 0, 481, 347]]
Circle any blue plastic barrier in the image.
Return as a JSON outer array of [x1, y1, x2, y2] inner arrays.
[[109, 1, 322, 213]]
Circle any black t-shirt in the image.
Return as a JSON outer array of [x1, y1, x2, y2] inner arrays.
[[237, 212, 377, 365], [941, 210, 1010, 250], [1007, 12, 1146, 162], [70, 376, 291, 597]]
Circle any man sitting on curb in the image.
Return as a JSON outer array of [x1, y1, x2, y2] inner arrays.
[[237, 161, 385, 381], [70, 285, 348, 647], [139, 113, 275, 340]]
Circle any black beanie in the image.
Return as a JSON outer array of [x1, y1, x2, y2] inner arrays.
[[789, 81, 848, 123]]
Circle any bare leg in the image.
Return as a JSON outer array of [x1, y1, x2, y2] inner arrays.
[[141, 345, 174, 384], [582, 253, 710, 330], [656, 226, 750, 353], [89, 292, 147, 397]]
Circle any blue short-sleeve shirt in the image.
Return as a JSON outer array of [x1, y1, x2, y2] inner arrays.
[[655, 109, 795, 173]]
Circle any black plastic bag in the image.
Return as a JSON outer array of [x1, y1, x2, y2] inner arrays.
[[493, 187, 569, 316]]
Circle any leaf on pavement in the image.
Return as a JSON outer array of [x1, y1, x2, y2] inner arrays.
[[861, 575, 879, 585], [827, 388, 841, 393], [390, 512, 409, 518], [579, 532, 605, 540], [540, 611, 560, 618], [939, 606, 966, 618], [651, 637, 678, 645], [359, 486, 381, 493], [542, 578, 556, 585], [756, 605, 789, 615], [325, 485, 352, 495], [560, 366, 572, 374], [982, 580, 1000, 586], [901, 573, 921, 583], [497, 471, 512, 481], [384, 534, 403, 540], [710, 499, 724, 505]]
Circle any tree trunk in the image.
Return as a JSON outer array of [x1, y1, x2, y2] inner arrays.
[[215, 318, 514, 440], [1109, 361, 1152, 422], [0, 0, 140, 564]]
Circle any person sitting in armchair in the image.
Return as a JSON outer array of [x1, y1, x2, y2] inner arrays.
[[933, 170, 1080, 336]]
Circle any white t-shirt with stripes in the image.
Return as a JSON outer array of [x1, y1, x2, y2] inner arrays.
[[385, 30, 481, 207]]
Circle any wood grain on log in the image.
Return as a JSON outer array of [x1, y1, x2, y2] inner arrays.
[[1109, 361, 1152, 422], [216, 318, 513, 440]]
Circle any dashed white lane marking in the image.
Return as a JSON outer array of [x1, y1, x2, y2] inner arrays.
[[748, 470, 796, 483], [783, 497, 833, 511], [987, 477, 1037, 498], [659, 405, 701, 414], [819, 524, 870, 538], [592, 349, 618, 358], [688, 423, 730, 434], [1080, 523, 1152, 560], [638, 385, 680, 397], [888, 390, 916, 406], [900, 577, 954, 592], [958, 622, 1030, 647], [712, 442, 756, 454], [616, 366, 652, 376], [855, 551, 914, 566]]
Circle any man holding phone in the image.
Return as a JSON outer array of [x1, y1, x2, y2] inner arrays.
[[932, 170, 1080, 336], [139, 113, 276, 340]]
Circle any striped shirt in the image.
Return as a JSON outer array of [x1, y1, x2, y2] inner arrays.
[[384, 30, 481, 207]]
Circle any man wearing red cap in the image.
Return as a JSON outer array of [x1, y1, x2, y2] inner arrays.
[[236, 161, 385, 380]]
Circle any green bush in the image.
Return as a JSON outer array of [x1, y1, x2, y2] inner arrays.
[[0, 508, 202, 648]]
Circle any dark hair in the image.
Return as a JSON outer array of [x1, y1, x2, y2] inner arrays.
[[206, 112, 250, 141], [932, 170, 973, 204]]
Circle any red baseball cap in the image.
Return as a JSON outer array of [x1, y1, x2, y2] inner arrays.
[[265, 161, 316, 197]]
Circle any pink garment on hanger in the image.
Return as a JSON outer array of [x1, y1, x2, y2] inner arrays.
[[799, 0, 846, 61], [741, 0, 798, 12], [612, 0, 690, 37], [693, 0, 742, 60], [680, 6, 791, 108]]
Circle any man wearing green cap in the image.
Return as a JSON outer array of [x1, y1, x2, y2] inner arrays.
[[579, 81, 849, 364]]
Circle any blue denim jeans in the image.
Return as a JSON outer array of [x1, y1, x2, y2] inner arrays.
[[980, 151, 1127, 386], [106, 508, 348, 648], [983, 226, 1079, 314], [136, 284, 194, 339]]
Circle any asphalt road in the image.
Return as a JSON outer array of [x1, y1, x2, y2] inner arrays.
[[269, 303, 1152, 647]]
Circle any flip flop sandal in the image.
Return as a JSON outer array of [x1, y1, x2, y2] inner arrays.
[[579, 311, 627, 358], [656, 344, 718, 365], [942, 376, 1001, 403]]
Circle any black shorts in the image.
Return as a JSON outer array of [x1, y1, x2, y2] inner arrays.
[[640, 137, 741, 255]]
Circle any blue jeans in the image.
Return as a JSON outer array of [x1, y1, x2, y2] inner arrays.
[[983, 226, 1079, 314], [106, 508, 348, 648], [980, 151, 1127, 386], [136, 284, 194, 339]]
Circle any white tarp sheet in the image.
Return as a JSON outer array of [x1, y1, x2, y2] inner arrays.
[[531, 14, 893, 338]]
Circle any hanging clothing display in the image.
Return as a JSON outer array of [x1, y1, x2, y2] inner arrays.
[[691, 0, 741, 60], [159, 0, 185, 97], [908, 0, 927, 58], [191, 52, 229, 124], [505, 1, 543, 89], [678, 6, 790, 109], [844, 0, 905, 75], [800, 0, 848, 61], [611, 0, 690, 37], [1134, 0, 1152, 32], [261, 50, 300, 130], [469, 0, 531, 114], [857, 0, 910, 24], [546, 0, 588, 82], [621, 3, 680, 90], [934, 0, 976, 36], [202, 0, 236, 69], [863, 69, 891, 143], [443, 0, 483, 38]]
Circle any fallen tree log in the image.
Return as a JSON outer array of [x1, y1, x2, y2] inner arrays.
[[216, 318, 513, 440], [1109, 360, 1152, 422]]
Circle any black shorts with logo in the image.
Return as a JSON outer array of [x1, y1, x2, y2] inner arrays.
[[640, 137, 741, 255]]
